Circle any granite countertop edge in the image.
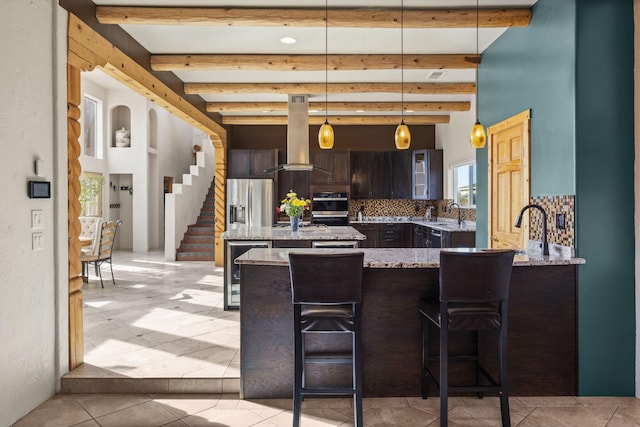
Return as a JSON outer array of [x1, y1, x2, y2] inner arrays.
[[234, 247, 586, 268], [221, 225, 366, 241]]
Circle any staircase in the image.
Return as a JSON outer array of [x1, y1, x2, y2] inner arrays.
[[176, 183, 215, 261]]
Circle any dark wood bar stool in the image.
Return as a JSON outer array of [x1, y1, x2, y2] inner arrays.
[[288, 252, 365, 427], [420, 249, 515, 427]]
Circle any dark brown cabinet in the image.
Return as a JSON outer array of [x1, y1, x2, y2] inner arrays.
[[350, 151, 412, 199], [350, 152, 371, 199], [229, 149, 277, 179], [389, 151, 412, 199], [377, 223, 410, 248], [310, 150, 350, 185], [441, 230, 475, 248], [351, 224, 378, 248], [413, 224, 430, 248], [412, 149, 443, 200], [352, 223, 411, 248]]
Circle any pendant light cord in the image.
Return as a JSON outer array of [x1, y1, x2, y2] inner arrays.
[[475, 0, 479, 122], [325, 0, 329, 122], [400, 0, 404, 123]]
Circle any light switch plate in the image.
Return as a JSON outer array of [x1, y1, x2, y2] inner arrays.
[[31, 210, 44, 229], [32, 232, 43, 250]]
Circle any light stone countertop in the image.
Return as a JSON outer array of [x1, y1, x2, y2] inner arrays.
[[351, 216, 476, 232], [235, 247, 585, 268], [221, 225, 366, 241]]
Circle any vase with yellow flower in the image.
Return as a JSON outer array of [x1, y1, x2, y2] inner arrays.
[[278, 190, 311, 232]]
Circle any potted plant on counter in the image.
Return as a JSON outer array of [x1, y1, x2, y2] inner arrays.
[[278, 190, 310, 232]]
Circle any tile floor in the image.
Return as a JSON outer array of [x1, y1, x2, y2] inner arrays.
[[15, 251, 640, 426], [14, 394, 640, 426], [67, 250, 240, 382]]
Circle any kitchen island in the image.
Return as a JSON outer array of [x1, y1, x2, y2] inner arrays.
[[220, 225, 366, 308], [235, 246, 585, 399]]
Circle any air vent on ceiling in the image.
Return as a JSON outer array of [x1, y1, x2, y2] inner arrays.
[[290, 95, 307, 104], [427, 71, 446, 80]]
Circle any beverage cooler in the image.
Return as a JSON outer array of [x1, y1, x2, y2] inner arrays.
[[224, 240, 271, 310]]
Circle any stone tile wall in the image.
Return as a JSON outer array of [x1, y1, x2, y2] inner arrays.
[[349, 199, 476, 222], [526, 195, 575, 247]]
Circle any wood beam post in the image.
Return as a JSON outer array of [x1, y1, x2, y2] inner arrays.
[[67, 63, 84, 370]]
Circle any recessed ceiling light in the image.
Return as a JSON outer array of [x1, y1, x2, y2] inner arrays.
[[356, 110, 365, 113], [405, 109, 414, 113], [280, 36, 296, 44], [309, 109, 319, 113]]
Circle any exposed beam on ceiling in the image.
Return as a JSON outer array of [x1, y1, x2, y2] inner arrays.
[[186, 82, 476, 95], [96, 6, 531, 28], [221, 115, 450, 125], [207, 101, 470, 113], [151, 54, 479, 72]]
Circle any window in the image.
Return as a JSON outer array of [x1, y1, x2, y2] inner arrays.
[[79, 172, 103, 217], [82, 95, 102, 158], [453, 163, 476, 207]]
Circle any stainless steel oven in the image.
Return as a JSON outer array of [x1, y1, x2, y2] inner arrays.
[[311, 192, 349, 226]]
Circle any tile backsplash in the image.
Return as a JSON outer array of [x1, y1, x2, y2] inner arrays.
[[349, 199, 476, 222], [527, 195, 575, 247]]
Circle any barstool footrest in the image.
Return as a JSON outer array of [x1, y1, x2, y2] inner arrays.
[[304, 352, 353, 364], [302, 387, 356, 395]]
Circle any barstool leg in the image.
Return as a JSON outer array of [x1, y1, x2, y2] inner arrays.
[[353, 308, 363, 427], [477, 330, 484, 399], [421, 315, 430, 399], [439, 323, 448, 427], [293, 308, 303, 427], [498, 319, 511, 427]]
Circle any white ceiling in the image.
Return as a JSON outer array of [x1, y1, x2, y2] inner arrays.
[[87, 0, 538, 120]]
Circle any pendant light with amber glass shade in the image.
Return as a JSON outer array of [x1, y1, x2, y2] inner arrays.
[[318, 0, 334, 149], [470, 0, 487, 148], [395, 0, 411, 150]]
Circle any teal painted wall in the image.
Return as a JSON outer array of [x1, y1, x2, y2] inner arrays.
[[476, 0, 635, 395], [476, 0, 576, 247], [574, 0, 635, 395]]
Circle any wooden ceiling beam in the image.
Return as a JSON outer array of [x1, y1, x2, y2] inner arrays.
[[151, 54, 479, 72], [186, 82, 475, 95], [222, 115, 450, 125], [97, 7, 531, 28], [207, 101, 470, 113]]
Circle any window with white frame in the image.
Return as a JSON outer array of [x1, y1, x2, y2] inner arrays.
[[82, 94, 102, 158], [79, 172, 103, 217], [453, 162, 476, 207]]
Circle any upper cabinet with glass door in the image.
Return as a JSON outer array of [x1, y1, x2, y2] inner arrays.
[[412, 149, 443, 200]]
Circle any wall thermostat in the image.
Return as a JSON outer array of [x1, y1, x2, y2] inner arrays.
[[28, 181, 51, 199]]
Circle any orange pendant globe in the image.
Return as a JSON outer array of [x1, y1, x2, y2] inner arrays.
[[394, 122, 411, 150], [318, 121, 334, 149], [470, 121, 487, 148]]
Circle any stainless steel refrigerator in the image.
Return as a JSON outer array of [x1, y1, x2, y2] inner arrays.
[[225, 179, 274, 309], [226, 178, 274, 229]]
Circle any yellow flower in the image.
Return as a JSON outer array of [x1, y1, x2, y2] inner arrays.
[[279, 189, 310, 217]]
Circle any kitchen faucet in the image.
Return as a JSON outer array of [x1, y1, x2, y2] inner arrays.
[[446, 202, 462, 227], [515, 204, 549, 256]]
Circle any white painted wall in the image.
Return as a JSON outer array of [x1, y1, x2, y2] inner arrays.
[[0, 2, 67, 425], [435, 100, 477, 199], [79, 72, 202, 252], [164, 147, 216, 261]]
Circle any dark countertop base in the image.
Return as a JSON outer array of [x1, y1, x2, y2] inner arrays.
[[240, 262, 577, 399]]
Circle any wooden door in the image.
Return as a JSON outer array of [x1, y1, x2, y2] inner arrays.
[[488, 110, 530, 250]]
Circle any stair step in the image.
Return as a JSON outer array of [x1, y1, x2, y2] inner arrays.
[[181, 235, 213, 242], [176, 252, 215, 261], [61, 377, 239, 394], [177, 180, 217, 261], [178, 243, 214, 251]]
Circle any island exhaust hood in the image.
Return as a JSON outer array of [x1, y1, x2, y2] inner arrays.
[[264, 95, 329, 174]]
